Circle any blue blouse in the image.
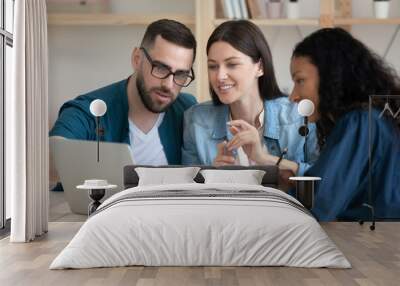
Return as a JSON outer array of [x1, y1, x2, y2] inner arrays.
[[182, 97, 319, 175], [308, 109, 400, 221]]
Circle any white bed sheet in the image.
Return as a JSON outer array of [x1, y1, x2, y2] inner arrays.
[[50, 183, 351, 269]]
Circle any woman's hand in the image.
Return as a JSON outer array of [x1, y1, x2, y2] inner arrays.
[[213, 141, 236, 166], [278, 169, 296, 192], [226, 119, 269, 164]]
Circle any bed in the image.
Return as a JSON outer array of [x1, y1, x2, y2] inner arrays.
[[50, 165, 350, 269]]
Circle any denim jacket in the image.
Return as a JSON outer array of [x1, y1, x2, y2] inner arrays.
[[182, 97, 319, 175]]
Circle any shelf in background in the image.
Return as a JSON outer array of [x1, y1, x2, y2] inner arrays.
[[47, 13, 195, 26], [48, 14, 400, 27], [214, 18, 319, 26], [214, 18, 400, 27], [334, 18, 400, 25]]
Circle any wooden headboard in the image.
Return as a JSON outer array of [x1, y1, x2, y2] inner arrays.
[[123, 165, 279, 189]]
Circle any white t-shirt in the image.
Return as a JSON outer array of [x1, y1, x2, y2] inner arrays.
[[129, 113, 168, 165], [232, 109, 266, 166]]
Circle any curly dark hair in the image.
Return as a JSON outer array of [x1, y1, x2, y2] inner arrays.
[[292, 27, 400, 147], [206, 20, 282, 105]]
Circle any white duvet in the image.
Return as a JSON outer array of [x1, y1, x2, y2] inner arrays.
[[50, 183, 351, 269]]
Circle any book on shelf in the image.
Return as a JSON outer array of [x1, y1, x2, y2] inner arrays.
[[215, 0, 225, 18], [239, 0, 249, 19], [231, 0, 242, 19], [216, 0, 255, 20], [246, 0, 268, 19], [222, 0, 235, 19]]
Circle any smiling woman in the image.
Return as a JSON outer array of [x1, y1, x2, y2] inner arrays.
[[182, 20, 319, 179]]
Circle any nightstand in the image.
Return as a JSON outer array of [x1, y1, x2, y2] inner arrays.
[[77, 179, 117, 215], [289, 176, 321, 210]]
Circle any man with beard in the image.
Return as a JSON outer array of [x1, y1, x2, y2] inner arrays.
[[50, 19, 197, 167]]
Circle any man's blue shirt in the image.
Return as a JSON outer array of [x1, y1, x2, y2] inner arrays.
[[50, 78, 197, 164]]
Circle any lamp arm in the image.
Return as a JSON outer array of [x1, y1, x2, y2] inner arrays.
[[96, 116, 100, 162]]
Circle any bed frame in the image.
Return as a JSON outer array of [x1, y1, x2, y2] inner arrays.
[[123, 165, 280, 189]]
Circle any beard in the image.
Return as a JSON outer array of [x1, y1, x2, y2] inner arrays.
[[135, 73, 175, 113]]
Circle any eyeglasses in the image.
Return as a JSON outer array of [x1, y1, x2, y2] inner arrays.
[[140, 47, 195, 87]]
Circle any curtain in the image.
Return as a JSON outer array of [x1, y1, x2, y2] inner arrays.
[[7, 0, 49, 242]]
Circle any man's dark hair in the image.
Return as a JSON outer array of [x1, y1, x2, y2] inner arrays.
[[141, 19, 197, 62], [206, 20, 282, 105], [293, 27, 400, 147]]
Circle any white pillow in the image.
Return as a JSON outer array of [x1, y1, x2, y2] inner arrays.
[[135, 167, 201, 186], [200, 169, 266, 185]]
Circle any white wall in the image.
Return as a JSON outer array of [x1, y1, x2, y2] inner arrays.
[[48, 0, 400, 128]]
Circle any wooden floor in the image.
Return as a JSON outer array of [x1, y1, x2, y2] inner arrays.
[[0, 222, 399, 286], [0, 190, 84, 240]]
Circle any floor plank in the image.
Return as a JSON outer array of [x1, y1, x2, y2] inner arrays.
[[1, 221, 399, 286]]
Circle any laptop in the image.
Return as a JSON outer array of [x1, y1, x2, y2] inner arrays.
[[50, 137, 134, 215]]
